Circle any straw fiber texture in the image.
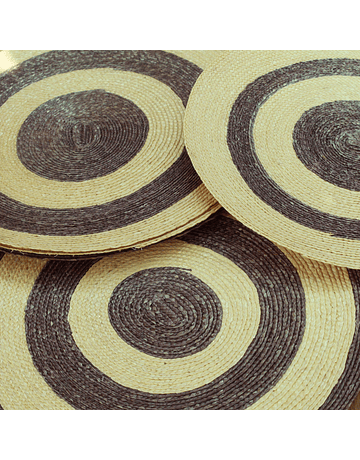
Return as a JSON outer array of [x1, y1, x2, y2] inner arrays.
[[0, 212, 359, 410], [185, 50, 360, 269], [0, 50, 222, 257]]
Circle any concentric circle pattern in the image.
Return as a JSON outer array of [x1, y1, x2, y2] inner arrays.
[[0, 213, 359, 409], [184, 51, 360, 268], [0, 49, 221, 256]]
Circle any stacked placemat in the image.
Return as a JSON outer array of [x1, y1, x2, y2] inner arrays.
[[0, 50, 221, 256], [0, 50, 359, 410]]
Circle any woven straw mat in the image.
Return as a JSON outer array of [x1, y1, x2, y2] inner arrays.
[[185, 50, 360, 269], [0, 50, 223, 257], [1, 211, 359, 410]]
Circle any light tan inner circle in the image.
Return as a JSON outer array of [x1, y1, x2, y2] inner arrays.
[[249, 245, 355, 410], [254, 76, 360, 219], [0, 254, 73, 410], [69, 240, 261, 394], [184, 50, 360, 268], [0, 69, 184, 208]]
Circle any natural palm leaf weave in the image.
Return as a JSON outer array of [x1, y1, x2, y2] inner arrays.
[[0, 50, 222, 257], [1, 212, 359, 410], [185, 50, 360, 269]]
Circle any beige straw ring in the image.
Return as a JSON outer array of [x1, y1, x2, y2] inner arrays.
[[185, 50, 360, 269], [0, 50, 222, 256], [0, 212, 359, 409]]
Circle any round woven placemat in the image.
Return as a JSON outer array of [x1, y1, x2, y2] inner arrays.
[[0, 50, 222, 257], [185, 50, 360, 269], [0, 211, 359, 410]]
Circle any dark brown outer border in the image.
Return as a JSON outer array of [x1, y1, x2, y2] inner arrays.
[[24, 215, 306, 409], [0, 51, 198, 107], [0, 210, 223, 260], [227, 58, 360, 239], [0, 51, 202, 236], [0, 149, 201, 236]]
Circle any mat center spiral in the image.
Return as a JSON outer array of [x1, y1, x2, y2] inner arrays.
[[70, 122, 100, 150], [108, 267, 223, 359], [338, 128, 360, 152], [293, 100, 360, 190], [17, 90, 149, 182]]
